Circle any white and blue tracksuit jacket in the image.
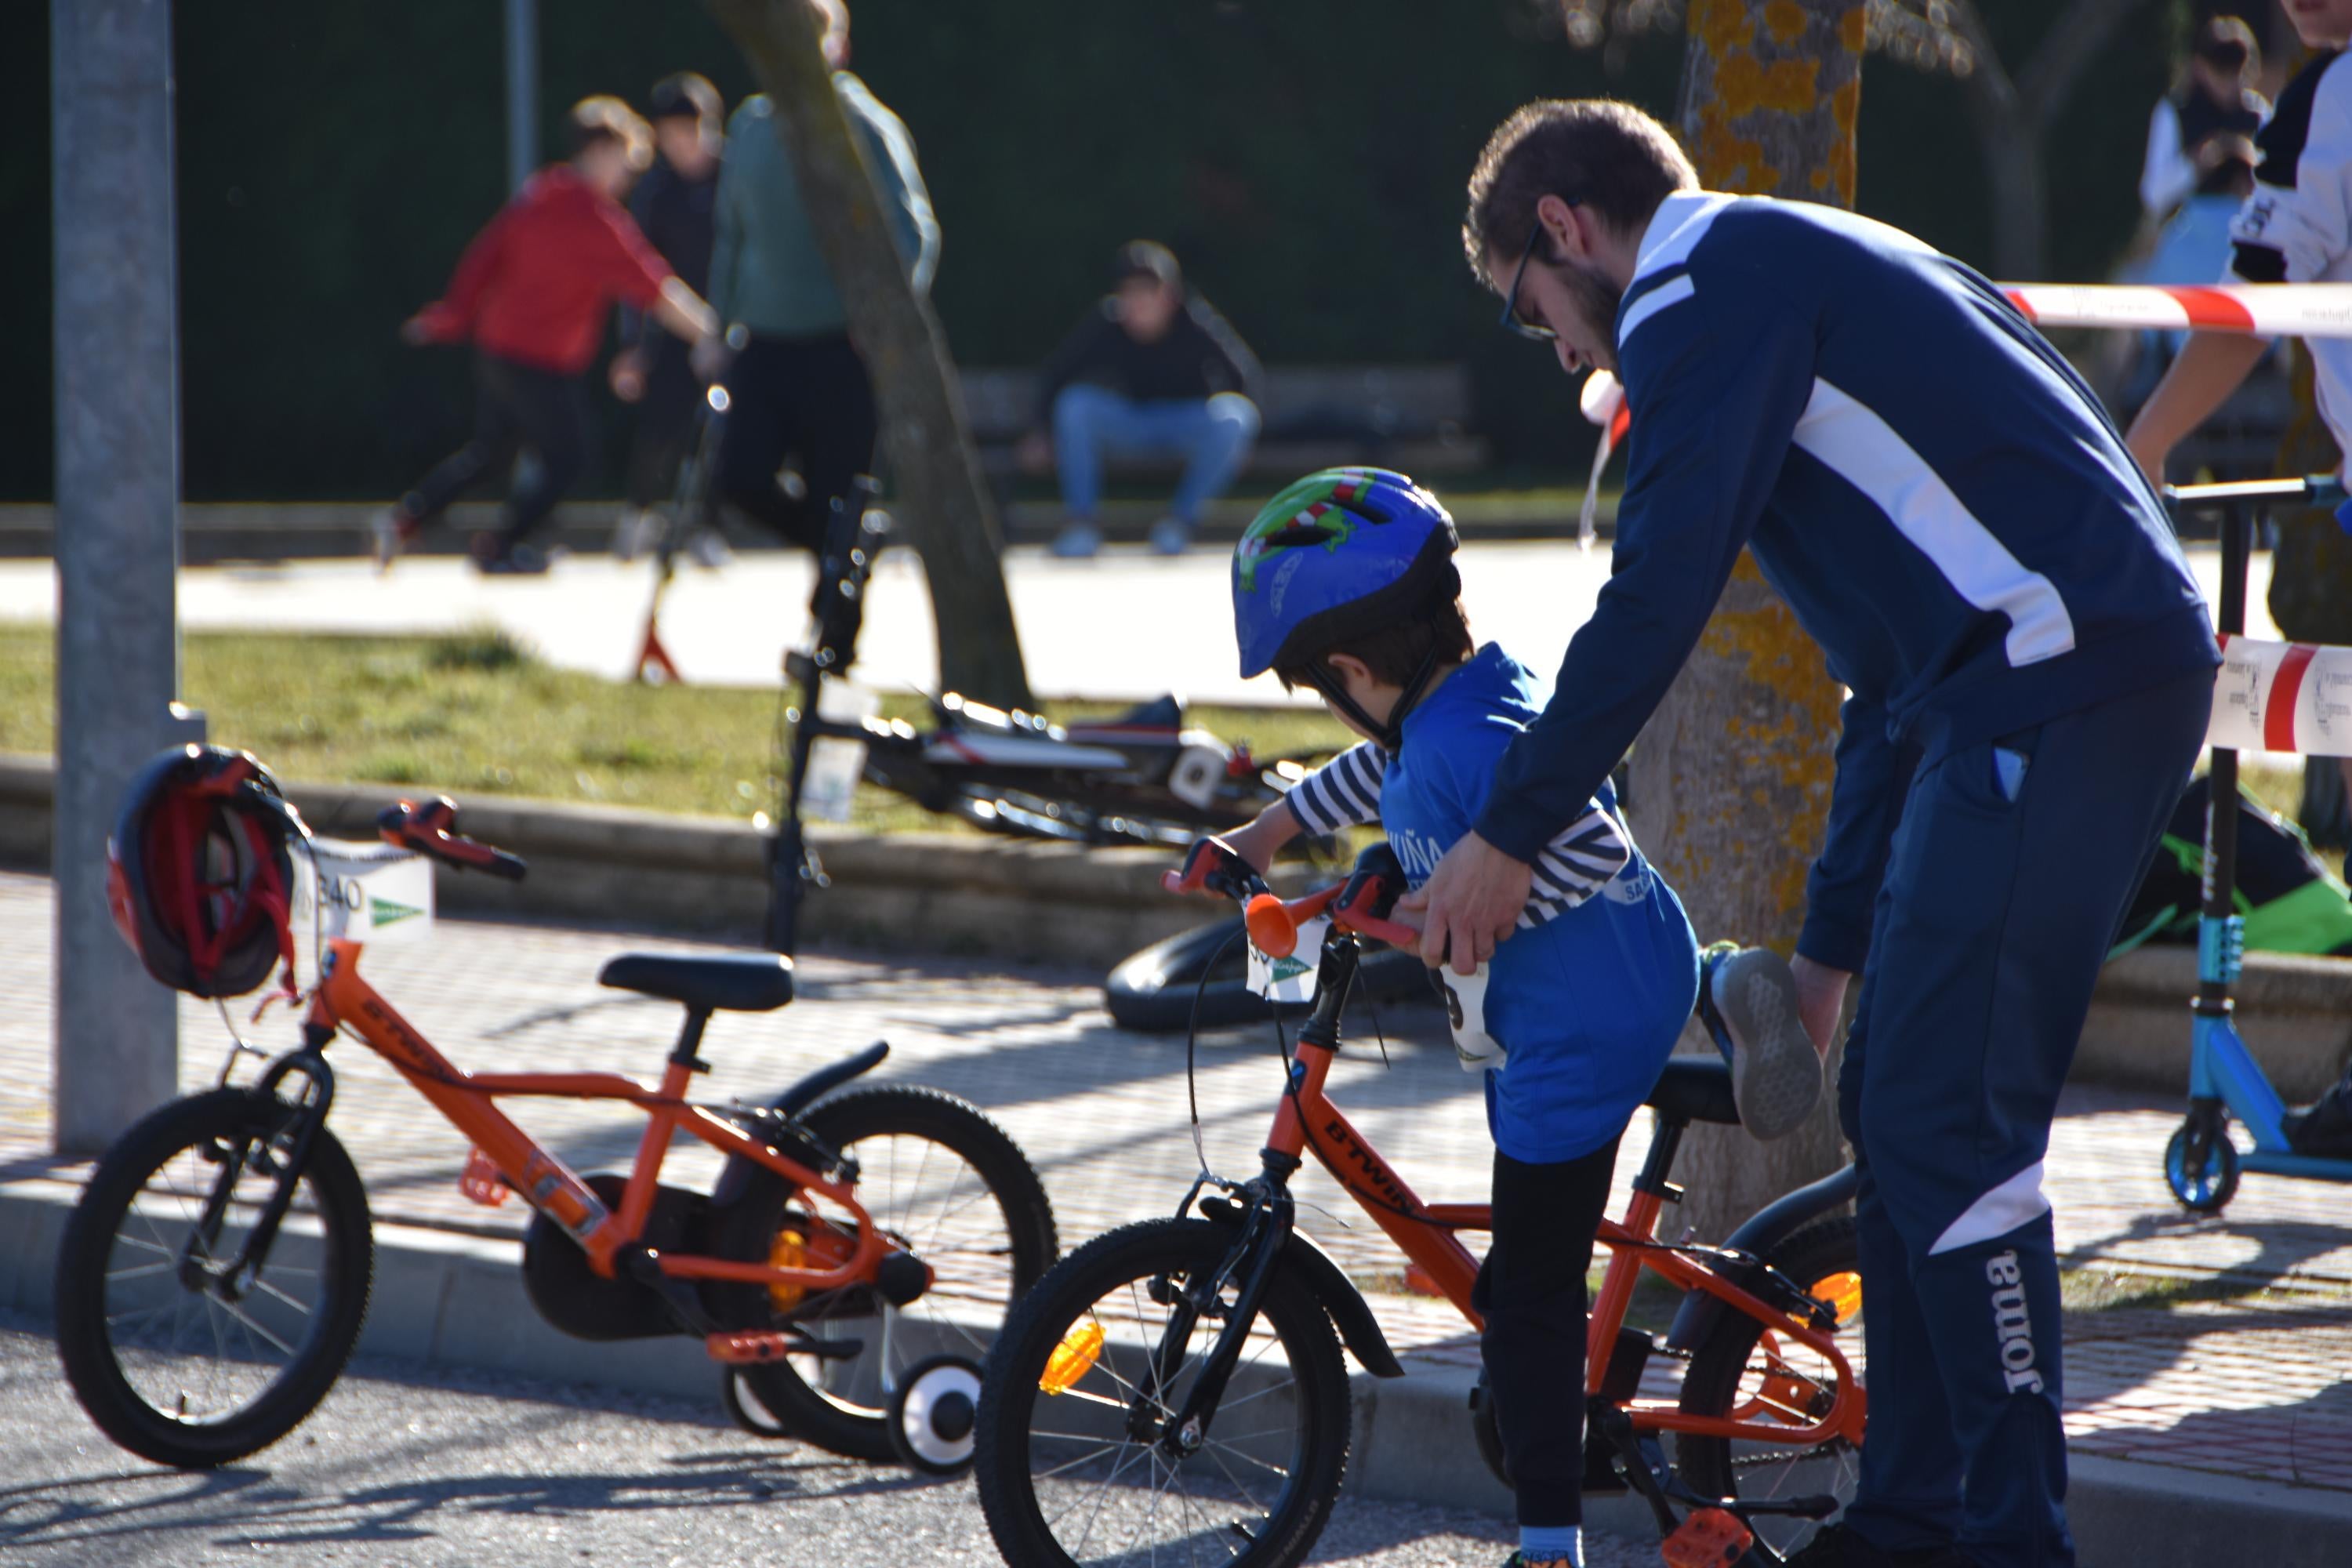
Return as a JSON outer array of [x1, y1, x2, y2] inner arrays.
[[1473, 192, 2220, 975]]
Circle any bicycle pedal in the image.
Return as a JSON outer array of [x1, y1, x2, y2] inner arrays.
[[1661, 1507, 1752, 1567], [458, 1149, 509, 1207], [705, 1330, 863, 1364]]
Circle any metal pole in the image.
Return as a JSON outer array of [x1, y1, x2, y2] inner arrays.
[[505, 0, 539, 192], [51, 0, 194, 1152]]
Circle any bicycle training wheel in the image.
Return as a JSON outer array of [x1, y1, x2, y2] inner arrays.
[[1674, 1217, 1864, 1564], [972, 1218, 1351, 1568], [54, 1087, 375, 1468], [710, 1084, 1056, 1461]]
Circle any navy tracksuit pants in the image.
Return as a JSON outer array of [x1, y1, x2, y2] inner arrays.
[[1838, 669, 2209, 1567]]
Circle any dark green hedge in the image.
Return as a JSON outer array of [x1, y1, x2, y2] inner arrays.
[[1, 2, 2176, 502]]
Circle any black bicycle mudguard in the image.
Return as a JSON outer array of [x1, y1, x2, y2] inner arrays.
[[1661, 1161, 1860, 1353], [1200, 1199, 1405, 1377], [775, 1040, 890, 1118]]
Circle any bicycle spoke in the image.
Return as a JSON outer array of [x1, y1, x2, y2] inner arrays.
[[1031, 1439, 1125, 1481]]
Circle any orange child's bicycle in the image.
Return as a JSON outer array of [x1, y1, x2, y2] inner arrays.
[[55, 789, 1056, 1475], [972, 840, 1865, 1568]]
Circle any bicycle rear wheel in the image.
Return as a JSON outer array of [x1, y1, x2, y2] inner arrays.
[[710, 1085, 1056, 1461], [54, 1087, 374, 1468], [1673, 1217, 1864, 1564], [973, 1218, 1350, 1568]]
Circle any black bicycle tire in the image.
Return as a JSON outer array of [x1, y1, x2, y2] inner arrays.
[[54, 1087, 375, 1468], [1673, 1216, 1864, 1556], [709, 1084, 1057, 1462], [1104, 915, 1436, 1034], [972, 1218, 1351, 1568]]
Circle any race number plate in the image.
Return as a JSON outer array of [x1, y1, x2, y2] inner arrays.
[[803, 684, 880, 823], [1246, 915, 1328, 1004], [295, 839, 436, 944]]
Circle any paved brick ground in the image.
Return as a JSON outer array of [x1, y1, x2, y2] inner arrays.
[[5, 869, 2349, 1494]]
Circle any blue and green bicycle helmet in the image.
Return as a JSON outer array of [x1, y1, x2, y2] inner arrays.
[[1232, 467, 1461, 748]]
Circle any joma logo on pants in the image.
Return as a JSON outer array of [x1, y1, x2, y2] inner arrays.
[[1986, 1250, 2043, 1394]]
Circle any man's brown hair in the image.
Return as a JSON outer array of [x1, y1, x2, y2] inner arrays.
[[569, 96, 654, 172], [1273, 586, 1475, 694], [1462, 99, 1697, 288]]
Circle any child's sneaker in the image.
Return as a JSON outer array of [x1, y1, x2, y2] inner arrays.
[[1700, 942, 1822, 1142]]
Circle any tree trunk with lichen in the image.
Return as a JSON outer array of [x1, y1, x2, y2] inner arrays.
[[706, 0, 1031, 708], [1628, 0, 1861, 1244]]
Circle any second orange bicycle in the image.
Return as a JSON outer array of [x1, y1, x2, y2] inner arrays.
[[56, 760, 1056, 1475], [971, 839, 1864, 1567]]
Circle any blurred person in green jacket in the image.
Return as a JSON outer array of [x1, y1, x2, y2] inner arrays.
[[695, 0, 938, 554]]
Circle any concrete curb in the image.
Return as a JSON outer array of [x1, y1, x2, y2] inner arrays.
[[0, 752, 1298, 970], [7, 1177, 2345, 1562]]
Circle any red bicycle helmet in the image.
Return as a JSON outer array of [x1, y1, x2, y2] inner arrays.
[[107, 745, 307, 999]]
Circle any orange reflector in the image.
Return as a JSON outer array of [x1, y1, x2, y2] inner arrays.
[[1810, 1271, 1863, 1325], [768, 1229, 811, 1311], [1244, 893, 1297, 958], [1040, 1319, 1105, 1395]]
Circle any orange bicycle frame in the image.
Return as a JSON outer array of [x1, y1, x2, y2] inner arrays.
[[307, 938, 892, 1299]]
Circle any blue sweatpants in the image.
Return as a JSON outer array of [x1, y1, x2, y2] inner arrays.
[[1051, 384, 1261, 524], [1837, 669, 2209, 1567]]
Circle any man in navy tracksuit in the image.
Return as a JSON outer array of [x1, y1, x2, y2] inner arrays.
[[1410, 102, 2218, 1567]]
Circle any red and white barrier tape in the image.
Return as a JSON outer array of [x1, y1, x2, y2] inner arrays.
[[2002, 282, 2352, 339], [2216, 634, 2352, 757]]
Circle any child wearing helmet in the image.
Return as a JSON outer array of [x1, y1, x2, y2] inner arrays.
[[1206, 468, 1815, 1568]]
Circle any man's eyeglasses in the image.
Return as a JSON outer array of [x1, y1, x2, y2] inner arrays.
[[1497, 214, 1562, 343]]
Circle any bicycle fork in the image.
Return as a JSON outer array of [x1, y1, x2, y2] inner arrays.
[[183, 1038, 339, 1306], [1142, 1175, 1298, 1461]]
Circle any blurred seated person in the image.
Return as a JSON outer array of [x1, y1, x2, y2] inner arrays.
[[1019, 241, 1262, 557], [2140, 15, 2267, 222]]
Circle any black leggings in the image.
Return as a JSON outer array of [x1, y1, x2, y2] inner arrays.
[[1473, 1134, 1621, 1530], [401, 352, 592, 547], [623, 336, 702, 509], [714, 332, 878, 553]]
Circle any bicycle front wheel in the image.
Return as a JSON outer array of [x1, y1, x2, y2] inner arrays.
[[53, 1087, 375, 1468], [973, 1218, 1351, 1568], [1673, 1217, 1864, 1564], [710, 1084, 1057, 1461]]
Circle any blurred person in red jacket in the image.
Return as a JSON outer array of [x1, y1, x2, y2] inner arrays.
[[376, 96, 718, 575]]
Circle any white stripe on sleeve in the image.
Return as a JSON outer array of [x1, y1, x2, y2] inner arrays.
[[1284, 742, 1387, 835]]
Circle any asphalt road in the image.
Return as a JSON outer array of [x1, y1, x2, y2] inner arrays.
[[0, 1312, 1657, 1568]]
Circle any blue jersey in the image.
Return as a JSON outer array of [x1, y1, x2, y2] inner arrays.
[[1475, 193, 2220, 975], [1290, 644, 1698, 1163]]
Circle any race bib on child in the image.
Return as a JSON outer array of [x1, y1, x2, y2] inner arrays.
[[1246, 915, 1329, 1004], [1431, 963, 1506, 1073]]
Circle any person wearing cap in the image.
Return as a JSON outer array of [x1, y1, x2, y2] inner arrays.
[[376, 96, 717, 575], [1019, 241, 1264, 557], [696, 0, 938, 554], [611, 73, 728, 566], [2139, 16, 2268, 223]]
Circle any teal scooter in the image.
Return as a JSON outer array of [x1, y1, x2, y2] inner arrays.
[[2162, 474, 2352, 1212]]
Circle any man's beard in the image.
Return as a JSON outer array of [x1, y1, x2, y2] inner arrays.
[[1560, 257, 1624, 369]]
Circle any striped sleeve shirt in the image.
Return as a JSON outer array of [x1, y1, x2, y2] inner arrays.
[[1284, 742, 1632, 931]]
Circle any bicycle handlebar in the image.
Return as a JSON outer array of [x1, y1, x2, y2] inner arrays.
[[377, 797, 528, 881], [1166, 837, 1421, 956]]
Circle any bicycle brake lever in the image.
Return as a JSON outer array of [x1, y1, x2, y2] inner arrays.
[[1163, 835, 1265, 901]]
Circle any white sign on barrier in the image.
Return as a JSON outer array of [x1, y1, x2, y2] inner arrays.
[[2212, 635, 2352, 757]]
